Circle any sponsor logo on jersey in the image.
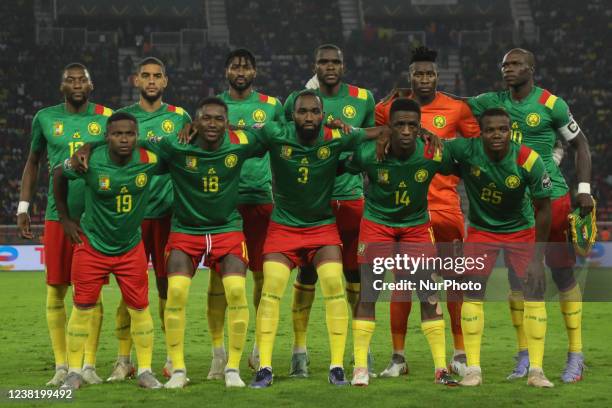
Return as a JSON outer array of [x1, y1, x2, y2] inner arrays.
[[225, 154, 238, 168], [301, 157, 309, 165], [281, 145, 292, 159], [162, 119, 175, 133], [135, 173, 147, 188], [72, 131, 81, 139], [470, 166, 481, 177], [505, 175, 521, 189], [120, 186, 129, 194], [237, 118, 246, 128], [542, 173, 552, 189], [208, 168, 216, 175], [88, 121, 101, 135], [317, 146, 330, 160], [526, 113, 541, 127], [53, 121, 64, 136], [398, 181, 407, 188], [433, 115, 446, 129], [327, 113, 334, 123], [99, 175, 110, 190], [415, 169, 429, 182], [342, 105, 356, 119], [252, 109, 267, 122], [147, 130, 155, 138], [186, 156, 197, 169], [377, 169, 389, 184]]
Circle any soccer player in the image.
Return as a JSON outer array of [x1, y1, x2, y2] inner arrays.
[[448, 108, 554, 388], [109, 57, 191, 381], [465, 49, 592, 382], [283, 44, 376, 376], [53, 112, 164, 390], [206, 48, 285, 377], [348, 98, 460, 387], [375, 46, 480, 377], [17, 63, 110, 386]]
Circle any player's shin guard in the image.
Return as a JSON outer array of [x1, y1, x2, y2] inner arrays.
[[390, 299, 411, 353], [252, 270, 264, 311], [461, 300, 484, 367], [165, 275, 191, 371], [223, 275, 249, 370], [523, 301, 547, 369], [446, 290, 464, 351], [115, 299, 133, 358], [346, 281, 361, 312], [291, 282, 315, 352], [127, 307, 154, 373], [207, 271, 227, 349], [317, 262, 348, 368], [67, 307, 94, 372], [46, 285, 68, 367], [257, 261, 291, 368], [559, 285, 582, 352], [422, 319, 447, 369], [353, 320, 375, 368], [509, 291, 528, 352], [83, 296, 103, 367]]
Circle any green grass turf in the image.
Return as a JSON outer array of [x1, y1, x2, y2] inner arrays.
[[1, 270, 611, 408]]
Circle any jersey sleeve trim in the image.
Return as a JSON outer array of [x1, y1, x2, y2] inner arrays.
[[348, 85, 368, 100], [323, 127, 342, 141], [423, 142, 443, 162], [139, 148, 158, 164], [537, 89, 558, 110], [167, 104, 186, 116], [229, 129, 249, 144], [94, 104, 113, 117], [258, 93, 278, 105], [517, 145, 538, 172]]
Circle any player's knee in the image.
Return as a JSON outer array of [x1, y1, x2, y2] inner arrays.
[[320, 276, 343, 297], [167, 283, 188, 304], [297, 265, 318, 285], [507, 267, 523, 291], [344, 268, 360, 284], [551, 267, 575, 291], [226, 284, 246, 305]]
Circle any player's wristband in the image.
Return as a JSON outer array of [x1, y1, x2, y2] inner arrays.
[[17, 201, 30, 215], [577, 183, 591, 195]]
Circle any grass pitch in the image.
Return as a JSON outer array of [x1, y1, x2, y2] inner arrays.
[[1, 270, 610, 408]]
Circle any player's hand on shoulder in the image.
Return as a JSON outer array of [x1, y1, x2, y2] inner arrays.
[[72, 144, 92, 172], [59, 218, 83, 244], [178, 123, 196, 144], [325, 118, 352, 134], [375, 125, 392, 162], [420, 128, 443, 154], [305, 74, 319, 90], [17, 213, 33, 239]]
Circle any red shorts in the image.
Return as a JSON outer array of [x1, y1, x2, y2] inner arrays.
[[542, 193, 575, 269], [238, 203, 273, 273], [357, 218, 436, 263], [263, 221, 342, 268], [72, 236, 149, 309], [463, 227, 535, 278], [141, 215, 171, 278], [165, 231, 248, 274], [332, 198, 364, 271], [43, 220, 73, 285]]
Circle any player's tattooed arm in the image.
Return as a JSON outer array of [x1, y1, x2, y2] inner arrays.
[[524, 197, 552, 300], [52, 165, 83, 244], [17, 149, 44, 239]]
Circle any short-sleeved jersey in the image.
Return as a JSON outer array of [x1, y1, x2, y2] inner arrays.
[[284, 83, 375, 200], [30, 102, 112, 221], [218, 90, 285, 204], [375, 91, 480, 211], [346, 138, 454, 227], [256, 122, 366, 227], [446, 138, 552, 232], [143, 130, 265, 235], [62, 146, 163, 255], [467, 87, 578, 199], [117, 103, 191, 219]]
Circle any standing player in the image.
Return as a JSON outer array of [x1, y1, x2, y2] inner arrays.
[[17, 63, 110, 386], [465, 49, 592, 382], [54, 112, 164, 389], [109, 57, 191, 381], [375, 47, 480, 376], [205, 48, 284, 377], [283, 44, 376, 376]]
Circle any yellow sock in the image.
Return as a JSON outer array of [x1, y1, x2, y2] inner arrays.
[[128, 307, 154, 371], [252, 270, 264, 311], [461, 300, 484, 367], [291, 282, 315, 351], [346, 282, 361, 312], [165, 275, 192, 371], [353, 319, 375, 368], [317, 262, 348, 367], [223, 275, 249, 370], [159, 297, 167, 332], [257, 261, 291, 368], [509, 290, 528, 351], [66, 307, 94, 371], [421, 319, 446, 369], [559, 285, 582, 352], [46, 285, 68, 367], [523, 301, 547, 369], [116, 299, 133, 358], [207, 270, 227, 349], [83, 296, 103, 367]]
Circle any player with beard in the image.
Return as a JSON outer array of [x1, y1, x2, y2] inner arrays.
[[17, 63, 111, 386]]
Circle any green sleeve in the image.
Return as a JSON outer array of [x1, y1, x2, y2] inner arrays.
[[30, 113, 46, 153], [443, 137, 468, 162], [467, 92, 499, 117], [344, 147, 364, 175], [437, 144, 458, 176], [340, 127, 367, 151], [283, 91, 298, 122], [273, 98, 286, 123], [183, 111, 193, 125], [61, 161, 81, 181], [363, 90, 376, 127], [527, 156, 553, 199], [138, 134, 171, 160], [550, 97, 571, 129]]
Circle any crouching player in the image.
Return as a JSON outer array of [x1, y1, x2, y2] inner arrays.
[[53, 112, 165, 389]]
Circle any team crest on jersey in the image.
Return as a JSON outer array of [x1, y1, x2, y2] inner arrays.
[[225, 154, 238, 168], [135, 173, 148, 188], [147, 130, 155, 138], [88, 121, 101, 135], [53, 121, 64, 136], [433, 115, 447, 129], [186, 156, 197, 169], [342, 105, 356, 119], [526, 113, 541, 127], [470, 166, 481, 177], [72, 131, 81, 139], [237, 118, 246, 128], [505, 175, 521, 189], [98, 175, 110, 190], [377, 169, 389, 184], [357, 242, 366, 257], [252, 109, 267, 123], [414, 169, 429, 183], [161, 119, 175, 133], [317, 146, 330, 160], [281, 145, 293, 159]]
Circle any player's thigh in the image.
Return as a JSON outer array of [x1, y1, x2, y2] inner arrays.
[[71, 241, 109, 307], [167, 249, 197, 276], [313, 245, 343, 266], [219, 254, 248, 277], [44, 220, 73, 285], [114, 243, 149, 310]]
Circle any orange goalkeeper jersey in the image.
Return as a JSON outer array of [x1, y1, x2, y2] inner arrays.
[[375, 91, 480, 211]]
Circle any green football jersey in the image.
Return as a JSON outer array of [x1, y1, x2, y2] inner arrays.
[[446, 138, 552, 232], [218, 90, 285, 204], [346, 139, 454, 227], [467, 86, 580, 199], [143, 130, 265, 235], [30, 102, 112, 221], [62, 146, 164, 255], [284, 83, 375, 200], [117, 103, 191, 219]]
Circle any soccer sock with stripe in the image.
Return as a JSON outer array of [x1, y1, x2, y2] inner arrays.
[[128, 306, 154, 373], [46, 284, 68, 367], [207, 270, 227, 351], [559, 285, 582, 352], [257, 261, 291, 368], [66, 306, 94, 373], [461, 300, 484, 367], [353, 319, 375, 368], [115, 299, 133, 359], [421, 318, 447, 369], [83, 296, 103, 367], [390, 298, 411, 353], [509, 290, 528, 352], [345, 281, 361, 312], [291, 282, 315, 353], [223, 275, 249, 370], [165, 275, 192, 372], [523, 301, 547, 369], [317, 262, 348, 368]]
